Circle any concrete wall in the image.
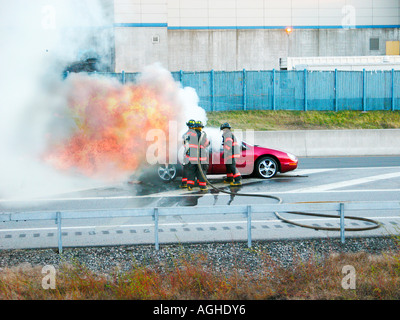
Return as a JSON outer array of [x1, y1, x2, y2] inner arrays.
[[113, 0, 400, 72], [166, 28, 400, 72], [236, 129, 400, 157], [115, 27, 400, 72], [114, 27, 168, 72]]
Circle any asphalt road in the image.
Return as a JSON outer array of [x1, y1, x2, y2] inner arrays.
[[1, 156, 399, 249], [298, 156, 400, 169]]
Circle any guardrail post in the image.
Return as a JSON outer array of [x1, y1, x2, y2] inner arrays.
[[154, 208, 159, 250], [247, 205, 252, 248], [56, 212, 63, 254], [339, 203, 345, 244], [121, 70, 125, 84]]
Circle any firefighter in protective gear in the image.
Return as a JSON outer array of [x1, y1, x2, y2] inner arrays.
[[220, 122, 242, 186], [186, 120, 210, 192], [180, 119, 197, 188]]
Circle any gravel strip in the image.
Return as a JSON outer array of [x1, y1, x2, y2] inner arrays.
[[0, 236, 399, 275]]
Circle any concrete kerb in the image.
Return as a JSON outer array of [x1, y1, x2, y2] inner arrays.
[[235, 129, 400, 157]]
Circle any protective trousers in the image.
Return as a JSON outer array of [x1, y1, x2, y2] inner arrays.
[[180, 128, 197, 187], [180, 164, 188, 187], [186, 163, 208, 189], [225, 159, 241, 183]]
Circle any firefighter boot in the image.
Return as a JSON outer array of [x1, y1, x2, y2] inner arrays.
[[223, 174, 233, 184], [230, 177, 242, 186], [198, 181, 208, 192], [179, 177, 188, 188]]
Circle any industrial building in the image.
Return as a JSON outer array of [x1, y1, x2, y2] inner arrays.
[[111, 0, 400, 72]]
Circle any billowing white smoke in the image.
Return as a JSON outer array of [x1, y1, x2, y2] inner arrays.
[[0, 1, 209, 200], [136, 63, 208, 137], [0, 0, 115, 200]]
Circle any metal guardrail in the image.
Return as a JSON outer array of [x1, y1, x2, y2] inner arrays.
[[1, 201, 399, 253]]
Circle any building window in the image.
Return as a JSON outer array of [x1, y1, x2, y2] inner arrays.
[[370, 38, 379, 51]]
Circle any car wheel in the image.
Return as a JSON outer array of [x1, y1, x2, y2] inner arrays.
[[254, 156, 278, 179], [157, 164, 177, 182]]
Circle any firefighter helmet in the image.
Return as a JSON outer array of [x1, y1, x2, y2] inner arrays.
[[195, 120, 204, 128], [220, 122, 231, 130], [186, 119, 196, 128]]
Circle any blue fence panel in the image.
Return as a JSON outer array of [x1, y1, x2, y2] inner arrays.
[[180, 71, 212, 111], [275, 71, 305, 111], [307, 71, 335, 111], [170, 71, 181, 83], [213, 71, 243, 111], [88, 72, 124, 83], [365, 70, 392, 111], [394, 70, 400, 111], [124, 72, 139, 83], [246, 71, 273, 110], [81, 69, 398, 112], [337, 71, 363, 111]]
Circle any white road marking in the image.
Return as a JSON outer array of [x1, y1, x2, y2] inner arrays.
[[286, 169, 336, 175], [276, 189, 400, 194], [290, 172, 400, 193]]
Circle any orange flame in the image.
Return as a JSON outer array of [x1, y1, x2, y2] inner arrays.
[[44, 75, 178, 179]]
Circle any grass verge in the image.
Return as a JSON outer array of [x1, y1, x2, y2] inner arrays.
[[206, 110, 400, 131], [1, 238, 400, 300]]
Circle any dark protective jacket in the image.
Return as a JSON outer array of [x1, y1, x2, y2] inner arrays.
[[182, 129, 197, 165], [222, 130, 240, 162], [185, 129, 210, 164]]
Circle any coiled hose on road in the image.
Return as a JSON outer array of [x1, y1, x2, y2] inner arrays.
[[195, 134, 380, 232]]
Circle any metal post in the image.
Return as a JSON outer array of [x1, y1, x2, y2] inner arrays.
[[56, 212, 62, 254], [243, 69, 247, 110], [180, 70, 183, 83], [340, 203, 345, 244], [247, 205, 252, 248], [334, 69, 338, 112], [363, 68, 366, 112], [121, 70, 125, 84], [304, 69, 308, 111], [211, 69, 215, 112], [272, 69, 276, 111], [392, 69, 395, 111], [154, 208, 159, 250]]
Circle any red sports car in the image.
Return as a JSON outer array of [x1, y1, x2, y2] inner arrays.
[[156, 141, 298, 182]]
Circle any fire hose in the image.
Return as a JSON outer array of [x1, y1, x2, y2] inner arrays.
[[195, 133, 380, 232]]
